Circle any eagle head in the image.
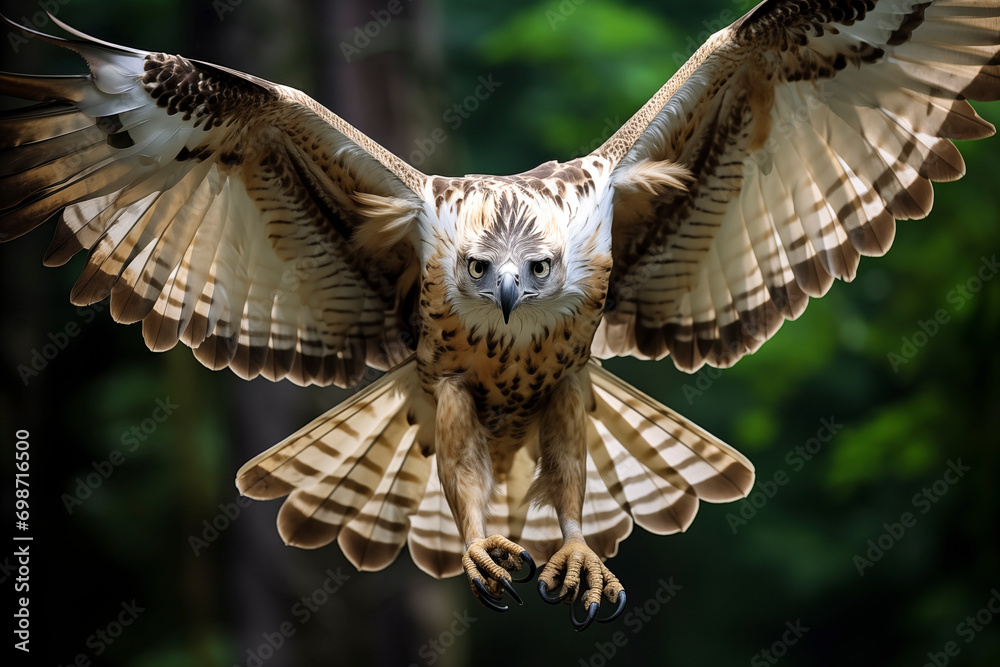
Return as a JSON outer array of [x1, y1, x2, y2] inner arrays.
[[448, 186, 577, 334]]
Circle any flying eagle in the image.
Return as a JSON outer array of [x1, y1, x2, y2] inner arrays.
[[2, 1, 998, 630]]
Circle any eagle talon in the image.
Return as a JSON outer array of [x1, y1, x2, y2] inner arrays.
[[571, 601, 599, 631], [512, 551, 536, 583], [473, 577, 502, 601], [596, 590, 626, 623], [538, 580, 567, 604], [499, 578, 523, 605], [473, 578, 508, 612], [538, 540, 626, 627], [462, 535, 531, 611]]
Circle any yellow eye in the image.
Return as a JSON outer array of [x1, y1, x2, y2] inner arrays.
[[532, 260, 551, 278], [468, 259, 488, 279]]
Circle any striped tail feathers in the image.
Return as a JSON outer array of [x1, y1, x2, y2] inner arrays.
[[404, 417, 629, 577], [236, 358, 436, 558], [485, 447, 553, 559], [586, 362, 755, 535], [407, 456, 465, 578], [337, 431, 432, 573], [234, 355, 754, 577], [488, 447, 575, 566], [580, 450, 635, 558]]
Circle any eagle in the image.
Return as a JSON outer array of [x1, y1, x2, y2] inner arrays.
[[1, 1, 998, 630]]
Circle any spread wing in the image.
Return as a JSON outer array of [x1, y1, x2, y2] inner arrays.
[[593, 0, 1000, 370], [0, 16, 428, 388]]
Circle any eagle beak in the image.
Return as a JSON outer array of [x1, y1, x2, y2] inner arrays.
[[497, 271, 520, 324]]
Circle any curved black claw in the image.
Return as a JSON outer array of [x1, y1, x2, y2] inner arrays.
[[538, 580, 568, 605], [596, 590, 627, 623], [473, 579, 508, 612], [499, 578, 523, 605], [571, 601, 599, 632], [513, 551, 536, 583]]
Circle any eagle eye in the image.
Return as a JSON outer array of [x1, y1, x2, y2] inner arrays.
[[531, 259, 551, 279], [468, 259, 488, 279]]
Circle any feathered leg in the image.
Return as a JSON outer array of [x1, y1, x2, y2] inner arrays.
[[534, 370, 626, 631], [435, 379, 534, 612]]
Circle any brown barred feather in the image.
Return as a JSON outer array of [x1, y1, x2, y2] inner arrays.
[[0, 15, 426, 389], [595, 0, 1000, 371]]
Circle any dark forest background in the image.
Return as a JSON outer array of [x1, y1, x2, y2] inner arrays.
[[1, 1, 998, 666]]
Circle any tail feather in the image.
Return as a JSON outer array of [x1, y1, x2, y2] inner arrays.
[[512, 501, 564, 566], [581, 452, 635, 558], [486, 446, 623, 565], [588, 416, 697, 536], [235, 358, 754, 575], [275, 401, 412, 549], [485, 447, 534, 552], [338, 432, 430, 572], [585, 362, 755, 535], [407, 456, 465, 578], [236, 359, 432, 551]]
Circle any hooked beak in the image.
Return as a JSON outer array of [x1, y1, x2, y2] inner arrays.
[[497, 272, 520, 324]]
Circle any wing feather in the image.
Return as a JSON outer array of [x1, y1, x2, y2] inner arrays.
[[0, 16, 427, 388], [596, 0, 1000, 369]]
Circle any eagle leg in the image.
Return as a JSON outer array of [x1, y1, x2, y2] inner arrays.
[[435, 379, 533, 612], [532, 370, 627, 630]]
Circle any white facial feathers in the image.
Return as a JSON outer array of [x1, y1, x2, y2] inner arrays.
[[418, 158, 621, 343]]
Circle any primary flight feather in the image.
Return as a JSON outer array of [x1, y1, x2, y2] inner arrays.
[[1, 0, 997, 630]]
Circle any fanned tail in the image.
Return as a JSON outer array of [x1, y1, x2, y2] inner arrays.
[[236, 358, 754, 576], [236, 358, 436, 572], [585, 362, 755, 537]]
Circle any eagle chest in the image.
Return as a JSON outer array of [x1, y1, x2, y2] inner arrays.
[[419, 312, 591, 436]]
